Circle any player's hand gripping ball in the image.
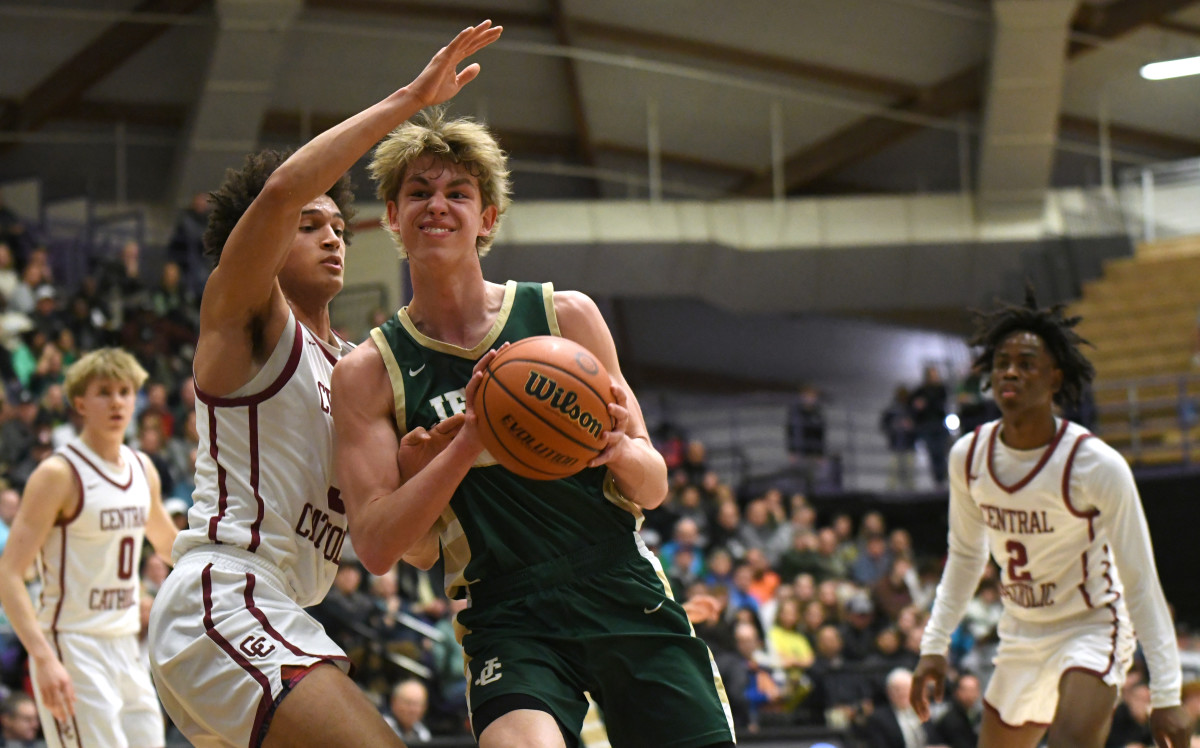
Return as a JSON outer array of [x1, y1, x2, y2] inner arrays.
[[473, 336, 615, 480]]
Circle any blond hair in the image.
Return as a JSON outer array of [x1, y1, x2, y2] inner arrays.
[[63, 348, 149, 401], [368, 107, 511, 258]]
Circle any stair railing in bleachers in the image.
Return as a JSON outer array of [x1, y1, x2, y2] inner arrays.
[[1093, 370, 1200, 467]]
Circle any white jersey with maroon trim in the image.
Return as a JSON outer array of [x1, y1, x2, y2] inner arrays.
[[174, 312, 351, 607], [966, 417, 1122, 622], [37, 438, 150, 637], [923, 416, 1183, 708]]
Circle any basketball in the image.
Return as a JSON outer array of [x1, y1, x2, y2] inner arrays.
[[474, 336, 615, 480]]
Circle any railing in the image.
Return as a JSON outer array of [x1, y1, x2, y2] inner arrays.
[[642, 389, 911, 496], [1093, 370, 1200, 467], [1120, 157, 1200, 245]]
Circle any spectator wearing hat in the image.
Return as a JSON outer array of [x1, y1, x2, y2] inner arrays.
[[162, 497, 191, 532], [28, 285, 62, 341], [0, 390, 38, 479], [839, 592, 879, 662]]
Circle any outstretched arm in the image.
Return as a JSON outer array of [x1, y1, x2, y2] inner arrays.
[[0, 458, 78, 721], [196, 21, 503, 395], [555, 290, 668, 509]]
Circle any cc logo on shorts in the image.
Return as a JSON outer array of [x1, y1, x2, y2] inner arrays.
[[239, 635, 276, 658]]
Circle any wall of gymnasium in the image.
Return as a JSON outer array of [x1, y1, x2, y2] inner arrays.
[[339, 193, 1130, 389]]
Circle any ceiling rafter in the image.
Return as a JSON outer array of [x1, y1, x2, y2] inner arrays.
[[8, 1, 1200, 200], [547, 0, 597, 193], [1155, 17, 1200, 37], [735, 65, 985, 197], [1059, 114, 1200, 157], [1069, 0, 1200, 56], [0, 0, 207, 145], [735, 0, 1198, 197], [569, 19, 917, 100], [303, 0, 549, 28]]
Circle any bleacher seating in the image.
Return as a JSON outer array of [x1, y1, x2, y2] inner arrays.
[[1069, 237, 1200, 465]]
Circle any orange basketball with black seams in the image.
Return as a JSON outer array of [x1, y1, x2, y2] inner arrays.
[[474, 336, 615, 480]]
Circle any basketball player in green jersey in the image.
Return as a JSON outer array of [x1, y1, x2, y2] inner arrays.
[[330, 108, 735, 748]]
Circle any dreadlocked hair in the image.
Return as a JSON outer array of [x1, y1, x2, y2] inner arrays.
[[969, 285, 1094, 408], [202, 148, 357, 268]]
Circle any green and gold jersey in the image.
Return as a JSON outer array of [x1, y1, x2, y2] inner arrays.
[[370, 281, 642, 598]]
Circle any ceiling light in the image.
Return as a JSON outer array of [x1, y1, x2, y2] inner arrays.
[[1140, 55, 1200, 80]]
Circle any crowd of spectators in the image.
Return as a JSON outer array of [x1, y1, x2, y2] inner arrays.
[[1, 207, 1198, 746]]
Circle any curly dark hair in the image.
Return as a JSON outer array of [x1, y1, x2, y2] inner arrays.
[[969, 285, 1095, 408], [202, 149, 357, 268]]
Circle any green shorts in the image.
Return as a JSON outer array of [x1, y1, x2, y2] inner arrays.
[[461, 537, 735, 747]]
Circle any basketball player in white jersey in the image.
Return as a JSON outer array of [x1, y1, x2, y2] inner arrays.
[[145, 20, 501, 748], [910, 290, 1192, 747], [0, 348, 178, 747]]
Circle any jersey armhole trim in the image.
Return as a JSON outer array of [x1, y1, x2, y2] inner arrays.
[[195, 317, 304, 407], [370, 327, 408, 436], [542, 282, 560, 337]]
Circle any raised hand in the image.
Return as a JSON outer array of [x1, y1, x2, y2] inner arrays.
[[406, 20, 504, 110]]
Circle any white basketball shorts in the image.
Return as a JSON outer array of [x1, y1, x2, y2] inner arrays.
[[31, 631, 164, 748], [984, 604, 1135, 727], [147, 547, 351, 747]]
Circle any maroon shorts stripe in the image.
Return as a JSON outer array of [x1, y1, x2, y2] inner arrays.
[[201, 564, 273, 744], [242, 575, 311, 658]]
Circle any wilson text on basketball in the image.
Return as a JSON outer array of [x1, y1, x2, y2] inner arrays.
[[523, 371, 604, 439]]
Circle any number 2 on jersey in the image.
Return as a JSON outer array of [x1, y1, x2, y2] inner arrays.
[[1005, 539, 1032, 582]]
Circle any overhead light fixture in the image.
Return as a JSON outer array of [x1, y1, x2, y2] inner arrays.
[[1140, 55, 1200, 80]]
